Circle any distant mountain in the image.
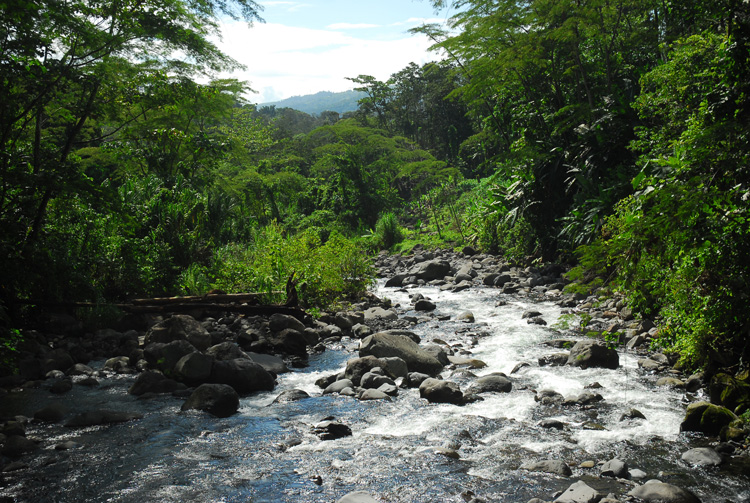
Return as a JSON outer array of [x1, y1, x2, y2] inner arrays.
[[259, 90, 365, 116]]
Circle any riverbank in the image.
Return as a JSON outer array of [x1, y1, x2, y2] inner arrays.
[[1, 248, 748, 502]]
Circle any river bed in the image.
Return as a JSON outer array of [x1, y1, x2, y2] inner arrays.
[[1, 282, 748, 502]]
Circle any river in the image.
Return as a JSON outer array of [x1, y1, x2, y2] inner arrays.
[[1, 281, 748, 502]]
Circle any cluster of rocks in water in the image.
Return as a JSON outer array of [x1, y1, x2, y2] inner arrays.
[[1, 245, 749, 503]]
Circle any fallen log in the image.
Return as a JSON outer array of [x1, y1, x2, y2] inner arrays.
[[122, 302, 307, 320]]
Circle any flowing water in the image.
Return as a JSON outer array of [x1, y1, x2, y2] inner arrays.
[[1, 282, 748, 503]]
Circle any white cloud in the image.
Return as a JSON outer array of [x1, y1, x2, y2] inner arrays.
[[326, 23, 381, 30], [215, 21, 442, 103]]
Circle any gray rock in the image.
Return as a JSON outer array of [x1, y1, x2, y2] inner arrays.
[[209, 358, 275, 395], [359, 389, 391, 401], [206, 342, 248, 361], [539, 353, 570, 366], [272, 389, 310, 403], [457, 311, 475, 323], [468, 374, 512, 394], [638, 358, 663, 372], [143, 339, 197, 373], [360, 332, 443, 375], [621, 408, 647, 421], [627, 481, 701, 503], [337, 491, 379, 503], [520, 459, 572, 477], [245, 352, 289, 374], [600, 458, 629, 478], [380, 356, 408, 378], [680, 447, 723, 467], [344, 356, 386, 385], [680, 401, 737, 436], [554, 480, 602, 503], [419, 378, 463, 405], [65, 410, 143, 427], [1, 436, 38, 458], [265, 328, 308, 356], [145, 314, 211, 351], [352, 323, 373, 339], [409, 259, 451, 280], [538, 419, 566, 429], [128, 371, 187, 396], [33, 403, 66, 423], [522, 310, 543, 319], [41, 348, 74, 374], [268, 313, 306, 333], [174, 352, 214, 385], [360, 372, 395, 389], [181, 383, 239, 418], [323, 379, 355, 395], [567, 340, 619, 369], [363, 307, 398, 321], [404, 372, 431, 388], [313, 420, 352, 440], [563, 391, 604, 406], [656, 377, 685, 388], [414, 299, 437, 311]]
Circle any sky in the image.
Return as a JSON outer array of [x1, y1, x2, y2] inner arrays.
[[214, 0, 452, 104]]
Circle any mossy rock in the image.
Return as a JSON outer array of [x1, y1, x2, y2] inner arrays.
[[680, 401, 737, 437], [709, 373, 750, 411]]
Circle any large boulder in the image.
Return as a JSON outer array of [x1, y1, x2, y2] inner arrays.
[[41, 349, 74, 374], [344, 356, 387, 386], [680, 447, 723, 467], [143, 340, 197, 373], [245, 352, 289, 374], [206, 342, 249, 361], [144, 315, 211, 351], [566, 340, 619, 369], [359, 332, 444, 375], [181, 383, 239, 418], [268, 313, 306, 334], [409, 259, 451, 280], [680, 401, 737, 436], [129, 371, 187, 396], [209, 358, 275, 395], [264, 328, 308, 356], [419, 378, 463, 405], [467, 374, 512, 394], [627, 481, 701, 503], [174, 352, 214, 385]]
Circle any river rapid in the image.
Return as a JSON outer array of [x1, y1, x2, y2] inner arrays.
[[1, 281, 749, 503]]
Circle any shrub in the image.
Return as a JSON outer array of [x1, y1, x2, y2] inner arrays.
[[373, 212, 404, 249]]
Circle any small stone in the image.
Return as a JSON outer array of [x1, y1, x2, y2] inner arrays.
[[680, 447, 723, 467], [579, 460, 596, 468]]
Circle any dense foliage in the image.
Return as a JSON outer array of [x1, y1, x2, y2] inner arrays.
[[1, 0, 748, 374]]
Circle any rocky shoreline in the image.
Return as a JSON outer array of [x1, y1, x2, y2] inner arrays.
[[1, 247, 749, 503]]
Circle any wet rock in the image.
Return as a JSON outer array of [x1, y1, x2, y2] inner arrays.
[[181, 383, 239, 418], [65, 410, 143, 427], [419, 378, 464, 405], [68, 363, 94, 376], [337, 491, 379, 503], [313, 420, 352, 440], [352, 323, 373, 339], [457, 311, 475, 323], [620, 408, 646, 421], [344, 356, 386, 386], [680, 401, 737, 436], [245, 352, 288, 374], [385, 274, 406, 288], [272, 389, 310, 403], [268, 313, 306, 333], [323, 379, 355, 395], [567, 340, 619, 369], [638, 358, 663, 372], [377, 383, 398, 396], [410, 259, 451, 281], [535, 389, 564, 405], [129, 371, 187, 396], [629, 468, 648, 480], [144, 339, 197, 373], [627, 481, 701, 503], [209, 358, 275, 395], [360, 332, 443, 376], [415, 299, 437, 311], [404, 372, 431, 388], [33, 403, 66, 423], [145, 314, 211, 351], [380, 356, 408, 378], [41, 348, 75, 374], [467, 374, 512, 394], [554, 480, 602, 503], [448, 355, 488, 369], [511, 362, 530, 374], [656, 377, 685, 389], [600, 458, 629, 478], [264, 328, 308, 356], [538, 419, 566, 430], [522, 310, 543, 319], [540, 353, 570, 367], [563, 391, 604, 406], [360, 371, 395, 390], [680, 447, 723, 467], [174, 352, 214, 385], [49, 377, 73, 394], [1, 436, 38, 458], [543, 339, 577, 349], [520, 459, 572, 477], [206, 342, 248, 361], [359, 389, 391, 401], [684, 373, 703, 393], [2, 461, 29, 472], [364, 307, 398, 321]]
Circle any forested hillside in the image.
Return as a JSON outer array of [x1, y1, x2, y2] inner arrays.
[[1, 0, 748, 374]]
